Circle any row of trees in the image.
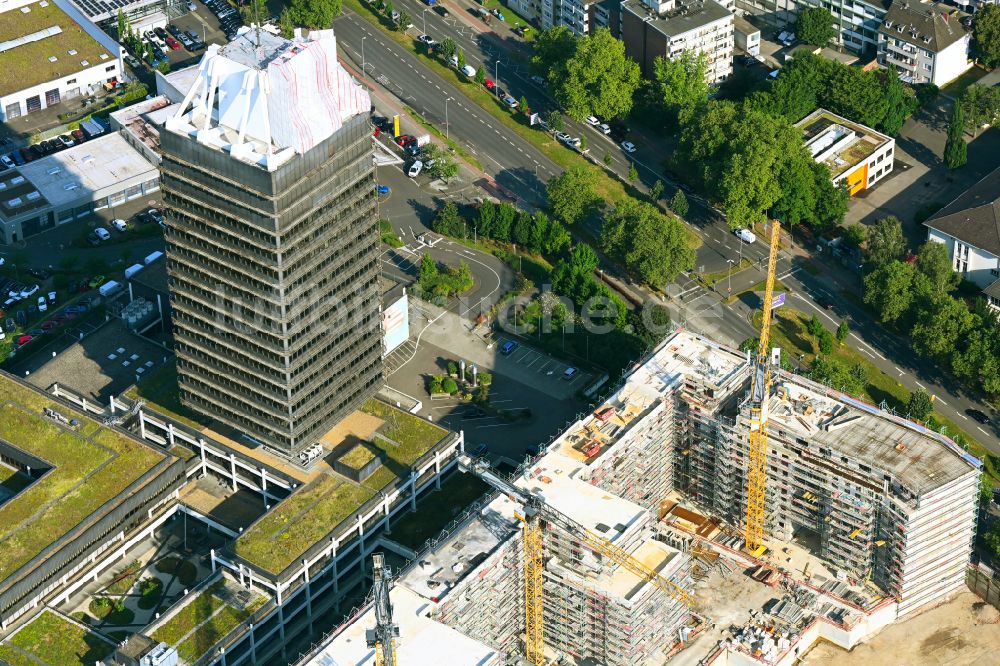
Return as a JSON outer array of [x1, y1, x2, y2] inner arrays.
[[433, 200, 572, 257], [417, 252, 473, 298], [972, 4, 1000, 69], [863, 217, 1000, 396], [674, 98, 847, 230]]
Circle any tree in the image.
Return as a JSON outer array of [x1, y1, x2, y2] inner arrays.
[[384, 0, 393, 17], [396, 10, 410, 31], [531, 25, 576, 80], [669, 190, 689, 217], [842, 224, 865, 249], [649, 180, 665, 202], [911, 296, 976, 363], [837, 319, 849, 343], [880, 66, 910, 136], [959, 84, 1000, 134], [546, 167, 601, 225], [916, 241, 959, 296], [773, 151, 820, 227], [519, 96, 529, 114], [284, 0, 342, 28], [440, 37, 457, 63], [652, 51, 709, 120], [457, 48, 466, 70], [543, 219, 572, 256], [419, 253, 438, 284], [972, 4, 1000, 69], [797, 7, 837, 46], [944, 102, 967, 169], [432, 201, 463, 236], [512, 210, 533, 247], [551, 28, 641, 121], [578, 134, 588, 151], [240, 0, 267, 24], [546, 110, 564, 131], [825, 65, 889, 129], [117, 9, 127, 39], [755, 52, 828, 122], [602, 199, 695, 288], [627, 163, 638, 182], [866, 216, 906, 267], [906, 389, 934, 422], [818, 329, 834, 355], [863, 260, 916, 324], [811, 162, 848, 231], [810, 357, 865, 395], [475, 64, 486, 84]]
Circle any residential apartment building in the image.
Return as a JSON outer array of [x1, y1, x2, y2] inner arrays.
[[924, 167, 1000, 309], [735, 0, 887, 53], [160, 29, 384, 458], [0, 0, 123, 122], [620, 0, 735, 84], [877, 0, 972, 87]]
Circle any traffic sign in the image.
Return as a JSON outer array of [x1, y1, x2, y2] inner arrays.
[[772, 293, 785, 309]]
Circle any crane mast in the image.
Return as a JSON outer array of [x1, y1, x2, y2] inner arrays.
[[745, 220, 782, 556], [366, 553, 399, 666]]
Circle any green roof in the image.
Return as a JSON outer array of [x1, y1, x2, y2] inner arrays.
[[0, 0, 114, 98], [0, 373, 165, 584], [234, 400, 449, 575], [0, 609, 114, 666]]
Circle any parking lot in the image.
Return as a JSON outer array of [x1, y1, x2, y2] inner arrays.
[[491, 336, 593, 400]]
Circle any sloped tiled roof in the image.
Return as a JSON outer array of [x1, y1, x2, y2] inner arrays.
[[923, 167, 1000, 256], [881, 0, 970, 53]]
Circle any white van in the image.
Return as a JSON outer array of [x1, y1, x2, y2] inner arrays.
[[408, 160, 423, 178], [461, 64, 476, 77], [735, 228, 756, 244]]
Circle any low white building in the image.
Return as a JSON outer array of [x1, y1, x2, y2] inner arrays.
[[0, 0, 123, 122], [735, 14, 761, 56], [796, 109, 895, 197], [0, 131, 158, 244], [924, 167, 1000, 309], [620, 0, 735, 84], [878, 0, 972, 87]]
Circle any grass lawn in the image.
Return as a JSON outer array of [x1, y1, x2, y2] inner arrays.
[[341, 443, 377, 469], [0, 610, 113, 666], [759, 307, 997, 484], [389, 472, 490, 550], [104, 560, 142, 595], [699, 257, 752, 287], [236, 401, 450, 574], [0, 376, 165, 578], [152, 582, 226, 646]]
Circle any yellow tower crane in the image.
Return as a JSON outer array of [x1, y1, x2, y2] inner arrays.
[[365, 553, 399, 666], [460, 456, 693, 665], [745, 220, 782, 557]]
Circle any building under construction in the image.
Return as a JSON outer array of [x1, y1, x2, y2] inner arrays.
[[299, 328, 981, 665]]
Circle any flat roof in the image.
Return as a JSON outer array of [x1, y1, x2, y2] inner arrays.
[[770, 377, 978, 496], [233, 400, 451, 576], [16, 132, 157, 210], [796, 109, 893, 178], [67, 0, 159, 22], [0, 371, 168, 589], [0, 0, 113, 98], [22, 318, 168, 403], [300, 586, 498, 666], [622, 0, 732, 38]]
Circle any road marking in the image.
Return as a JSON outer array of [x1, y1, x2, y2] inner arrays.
[[936, 397, 947, 406], [915, 381, 925, 389], [895, 367, 903, 375], [960, 414, 969, 420], [978, 426, 989, 436]]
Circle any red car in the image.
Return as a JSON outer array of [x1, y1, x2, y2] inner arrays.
[[16, 335, 32, 346], [395, 134, 415, 147], [483, 79, 495, 90], [165, 36, 181, 50]]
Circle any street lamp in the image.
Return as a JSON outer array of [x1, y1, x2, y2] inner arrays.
[[727, 258, 734, 295], [495, 60, 501, 98], [445, 97, 452, 139], [362, 36, 367, 74], [422, 8, 429, 35]]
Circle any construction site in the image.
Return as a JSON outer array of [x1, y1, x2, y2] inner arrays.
[[299, 225, 983, 666]]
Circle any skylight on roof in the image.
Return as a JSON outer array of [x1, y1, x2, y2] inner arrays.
[[26, 192, 41, 201], [20, 6, 30, 12], [48, 56, 57, 62], [100, 54, 109, 60], [81, 60, 89, 65], [68, 49, 77, 55]]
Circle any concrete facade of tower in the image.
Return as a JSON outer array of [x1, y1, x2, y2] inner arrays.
[[159, 28, 383, 457]]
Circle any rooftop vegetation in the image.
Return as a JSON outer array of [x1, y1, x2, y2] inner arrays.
[[0, 374, 164, 581], [234, 401, 449, 574], [0, 610, 113, 666]]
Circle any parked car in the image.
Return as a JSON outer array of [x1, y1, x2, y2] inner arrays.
[[71, 129, 85, 143], [88, 275, 106, 288], [147, 208, 165, 226], [26, 268, 50, 279], [461, 64, 476, 77], [417, 34, 435, 45], [37, 296, 47, 313], [94, 227, 111, 241], [620, 140, 636, 153], [598, 123, 611, 135], [585, 115, 600, 126], [407, 160, 423, 178], [491, 8, 505, 20], [376, 184, 390, 195], [0, 155, 14, 169], [434, 5, 449, 16], [167, 24, 183, 36], [563, 367, 578, 380], [154, 26, 168, 39], [500, 340, 518, 355], [502, 95, 519, 108], [58, 134, 75, 148], [735, 228, 756, 244], [530, 74, 545, 85], [111, 218, 128, 232], [395, 134, 416, 147], [483, 78, 495, 90]]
